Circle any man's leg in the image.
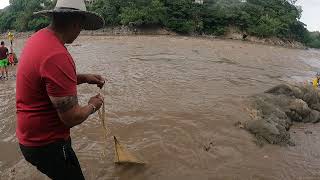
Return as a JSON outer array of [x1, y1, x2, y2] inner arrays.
[[20, 139, 85, 180], [2, 59, 8, 79], [0, 62, 4, 78], [4, 60, 8, 78], [64, 141, 86, 179]]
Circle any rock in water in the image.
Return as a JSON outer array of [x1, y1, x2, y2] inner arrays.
[[265, 84, 295, 96], [245, 84, 320, 146], [287, 99, 310, 122]]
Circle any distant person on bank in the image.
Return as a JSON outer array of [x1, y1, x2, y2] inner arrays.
[[8, 32, 14, 46], [16, 0, 105, 179], [7, 31, 17, 66], [312, 73, 320, 88], [0, 41, 9, 80]]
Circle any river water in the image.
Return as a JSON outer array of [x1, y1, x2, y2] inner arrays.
[[1, 36, 320, 180]]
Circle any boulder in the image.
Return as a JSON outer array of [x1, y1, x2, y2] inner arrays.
[[246, 115, 290, 145], [303, 110, 320, 123], [245, 84, 320, 146]]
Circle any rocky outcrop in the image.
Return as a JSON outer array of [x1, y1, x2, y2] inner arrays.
[[80, 26, 176, 36], [225, 27, 306, 49], [245, 84, 320, 146]]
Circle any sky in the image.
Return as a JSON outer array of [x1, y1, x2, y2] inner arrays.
[[296, 0, 320, 32], [0, 0, 9, 10], [0, 0, 319, 31], [0, 0, 9, 9]]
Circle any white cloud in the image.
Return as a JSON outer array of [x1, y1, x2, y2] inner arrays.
[[296, 0, 320, 31], [0, 0, 9, 9]]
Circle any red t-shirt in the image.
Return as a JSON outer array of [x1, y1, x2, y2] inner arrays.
[[16, 28, 77, 147]]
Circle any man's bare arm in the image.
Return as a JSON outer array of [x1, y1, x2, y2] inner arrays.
[[77, 74, 105, 88], [77, 74, 87, 85], [51, 96, 79, 113], [50, 95, 103, 128]]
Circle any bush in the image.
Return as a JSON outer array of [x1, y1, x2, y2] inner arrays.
[[308, 40, 320, 49], [307, 32, 320, 48], [164, 0, 201, 34], [119, 0, 166, 26], [247, 15, 283, 37], [166, 19, 196, 34], [28, 17, 50, 31]]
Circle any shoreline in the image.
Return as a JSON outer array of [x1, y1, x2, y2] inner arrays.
[[0, 26, 307, 50], [79, 26, 307, 49]]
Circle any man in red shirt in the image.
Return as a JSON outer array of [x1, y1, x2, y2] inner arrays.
[[16, 0, 105, 179], [0, 41, 9, 80]]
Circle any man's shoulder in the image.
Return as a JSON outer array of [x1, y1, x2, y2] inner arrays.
[[29, 29, 51, 41], [27, 29, 67, 55], [29, 29, 59, 45]]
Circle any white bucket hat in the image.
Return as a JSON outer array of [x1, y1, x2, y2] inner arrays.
[[34, 0, 104, 30]]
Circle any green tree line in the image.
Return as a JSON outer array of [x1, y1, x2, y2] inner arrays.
[[0, 0, 56, 32], [307, 32, 320, 49], [0, 0, 319, 48]]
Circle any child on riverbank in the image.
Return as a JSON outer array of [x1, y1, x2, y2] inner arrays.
[[8, 46, 17, 66]]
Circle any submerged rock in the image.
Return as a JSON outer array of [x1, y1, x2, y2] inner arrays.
[[245, 84, 320, 146]]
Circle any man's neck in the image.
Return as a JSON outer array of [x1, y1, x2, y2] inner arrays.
[[48, 25, 67, 44]]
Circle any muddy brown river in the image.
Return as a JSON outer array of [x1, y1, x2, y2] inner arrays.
[[1, 35, 320, 180]]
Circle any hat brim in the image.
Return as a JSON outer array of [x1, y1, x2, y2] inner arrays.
[[34, 9, 105, 30]]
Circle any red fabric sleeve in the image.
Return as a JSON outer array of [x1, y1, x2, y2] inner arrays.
[[40, 52, 77, 97]]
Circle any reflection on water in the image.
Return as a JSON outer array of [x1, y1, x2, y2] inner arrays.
[[1, 36, 320, 179]]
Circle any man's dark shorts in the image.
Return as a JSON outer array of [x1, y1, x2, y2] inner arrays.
[[19, 138, 85, 180]]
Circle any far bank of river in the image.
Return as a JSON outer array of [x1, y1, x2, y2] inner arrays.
[[0, 26, 307, 50]]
